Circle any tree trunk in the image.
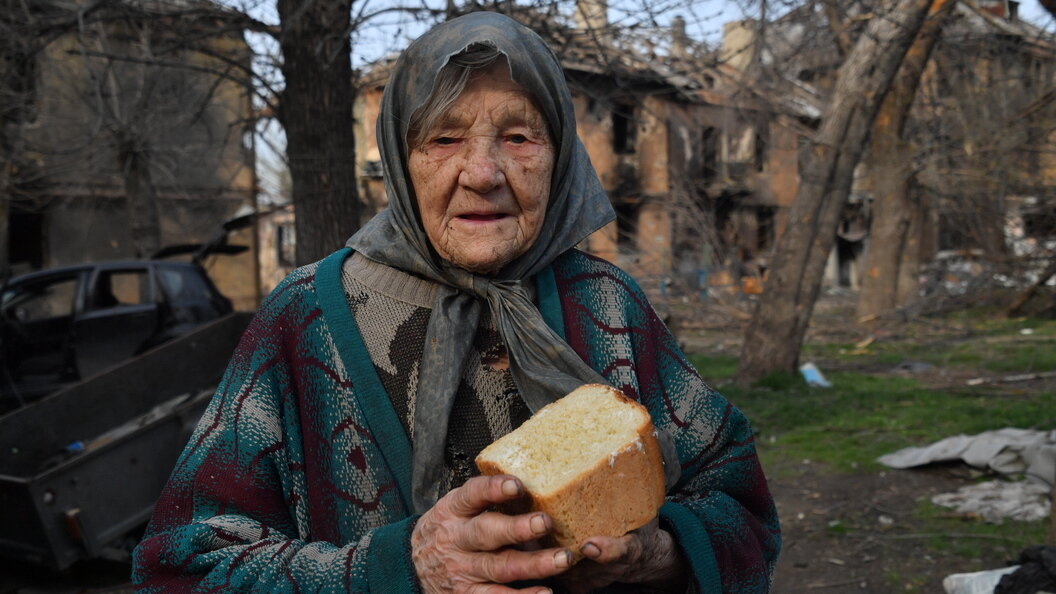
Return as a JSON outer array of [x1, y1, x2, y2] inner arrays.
[[737, 0, 936, 387], [1007, 257, 1056, 317], [277, 0, 359, 267], [857, 0, 956, 321], [895, 180, 929, 306], [122, 149, 162, 259]]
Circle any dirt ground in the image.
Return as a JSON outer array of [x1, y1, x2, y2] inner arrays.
[[768, 462, 1010, 593]]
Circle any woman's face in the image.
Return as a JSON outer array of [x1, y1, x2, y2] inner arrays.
[[408, 62, 554, 275]]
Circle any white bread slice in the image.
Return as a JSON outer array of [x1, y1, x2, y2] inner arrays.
[[475, 383, 665, 559]]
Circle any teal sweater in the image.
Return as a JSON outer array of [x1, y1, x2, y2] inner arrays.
[[132, 248, 780, 592]]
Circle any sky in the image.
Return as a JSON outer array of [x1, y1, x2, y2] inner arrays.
[[344, 0, 1055, 67], [347, 0, 749, 67]]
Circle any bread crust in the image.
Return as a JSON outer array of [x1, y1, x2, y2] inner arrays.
[[475, 385, 666, 559]]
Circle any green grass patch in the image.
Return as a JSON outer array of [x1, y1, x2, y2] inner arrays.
[[688, 356, 1056, 472], [946, 308, 1056, 336], [791, 315, 1056, 374], [686, 354, 739, 382]]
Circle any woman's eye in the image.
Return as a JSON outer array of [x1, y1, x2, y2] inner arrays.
[[507, 134, 528, 144], [432, 137, 457, 146]]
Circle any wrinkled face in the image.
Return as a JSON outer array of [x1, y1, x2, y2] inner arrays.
[[408, 62, 554, 275]]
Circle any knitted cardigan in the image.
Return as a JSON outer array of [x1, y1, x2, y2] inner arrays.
[[132, 248, 781, 593]]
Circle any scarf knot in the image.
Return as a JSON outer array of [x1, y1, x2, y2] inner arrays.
[[443, 266, 527, 303]]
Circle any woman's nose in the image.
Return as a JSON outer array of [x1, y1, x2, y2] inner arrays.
[[458, 138, 505, 192]]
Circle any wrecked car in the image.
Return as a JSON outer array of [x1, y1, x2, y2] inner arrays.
[[0, 259, 232, 411]]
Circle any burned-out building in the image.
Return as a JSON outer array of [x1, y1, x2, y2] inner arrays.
[[353, 2, 816, 297], [2, 0, 259, 309], [919, 1, 1056, 262], [751, 0, 1056, 289]]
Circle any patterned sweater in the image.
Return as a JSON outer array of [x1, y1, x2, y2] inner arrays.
[[340, 252, 531, 495], [132, 248, 781, 592]]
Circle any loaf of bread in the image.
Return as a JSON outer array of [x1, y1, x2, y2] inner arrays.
[[475, 383, 665, 559]]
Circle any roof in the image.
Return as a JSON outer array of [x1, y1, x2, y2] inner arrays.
[[738, 0, 1056, 124], [943, 1, 1056, 53], [356, 5, 826, 122]]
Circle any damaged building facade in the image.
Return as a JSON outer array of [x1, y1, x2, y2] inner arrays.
[[2, 0, 259, 309], [754, 0, 1056, 290], [353, 0, 1056, 299]]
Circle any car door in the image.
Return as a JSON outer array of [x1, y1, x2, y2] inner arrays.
[[1, 272, 82, 382], [72, 266, 161, 379]]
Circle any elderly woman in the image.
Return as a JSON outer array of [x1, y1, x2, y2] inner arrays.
[[132, 11, 779, 593]]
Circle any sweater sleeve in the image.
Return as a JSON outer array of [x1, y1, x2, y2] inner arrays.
[[554, 252, 781, 593], [132, 268, 421, 593]]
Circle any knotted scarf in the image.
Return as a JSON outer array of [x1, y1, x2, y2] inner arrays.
[[345, 12, 617, 513]]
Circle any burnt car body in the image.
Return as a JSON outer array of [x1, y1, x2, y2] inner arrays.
[[0, 260, 232, 410]]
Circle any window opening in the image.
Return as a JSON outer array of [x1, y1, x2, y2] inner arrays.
[[702, 126, 719, 184], [612, 103, 637, 154]]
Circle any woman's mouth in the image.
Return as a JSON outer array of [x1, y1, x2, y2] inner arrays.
[[458, 213, 507, 222]]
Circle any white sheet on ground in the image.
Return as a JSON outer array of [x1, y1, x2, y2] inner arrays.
[[876, 428, 1056, 484], [943, 566, 1020, 594], [932, 480, 1051, 523]]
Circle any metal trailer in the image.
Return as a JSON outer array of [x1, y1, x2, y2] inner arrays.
[[0, 312, 252, 570]]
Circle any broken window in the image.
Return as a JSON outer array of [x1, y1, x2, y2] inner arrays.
[[757, 207, 776, 252], [277, 221, 296, 268], [611, 103, 636, 154], [90, 269, 153, 309], [702, 126, 719, 184], [754, 126, 768, 172], [2, 276, 77, 322], [1023, 207, 1056, 238], [8, 209, 44, 271], [363, 160, 384, 178]]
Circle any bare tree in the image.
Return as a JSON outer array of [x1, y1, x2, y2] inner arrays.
[[737, 0, 938, 386], [46, 4, 251, 258], [855, 0, 956, 321], [897, 4, 1056, 319], [277, 0, 361, 266], [0, 0, 262, 277]]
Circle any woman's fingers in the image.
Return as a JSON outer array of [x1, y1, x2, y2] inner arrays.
[[561, 521, 686, 592], [413, 476, 573, 592], [446, 475, 525, 517], [579, 535, 625, 564], [463, 511, 551, 551], [580, 518, 657, 563], [473, 546, 573, 584]]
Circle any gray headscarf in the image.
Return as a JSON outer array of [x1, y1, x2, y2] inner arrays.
[[345, 11, 616, 513]]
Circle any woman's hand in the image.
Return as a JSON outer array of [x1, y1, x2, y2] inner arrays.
[[556, 519, 688, 593], [412, 475, 573, 593]]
